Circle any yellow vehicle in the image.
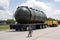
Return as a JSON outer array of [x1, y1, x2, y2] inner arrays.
[[45, 20, 58, 27]]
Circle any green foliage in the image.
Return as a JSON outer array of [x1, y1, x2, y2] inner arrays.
[[6, 19, 15, 25], [0, 20, 6, 23], [47, 18, 56, 20], [0, 20, 6, 25]]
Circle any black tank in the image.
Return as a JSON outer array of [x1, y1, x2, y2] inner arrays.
[[14, 6, 47, 23]]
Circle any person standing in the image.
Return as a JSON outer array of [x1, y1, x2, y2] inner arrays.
[[28, 25, 32, 37]]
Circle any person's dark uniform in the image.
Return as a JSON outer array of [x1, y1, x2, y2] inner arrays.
[[28, 26, 32, 37]]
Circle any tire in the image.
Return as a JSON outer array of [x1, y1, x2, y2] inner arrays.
[[15, 29, 18, 31], [42, 25, 44, 29], [40, 25, 42, 29], [45, 25, 46, 28]]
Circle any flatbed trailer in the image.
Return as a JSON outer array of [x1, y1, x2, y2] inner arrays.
[[10, 23, 47, 31]]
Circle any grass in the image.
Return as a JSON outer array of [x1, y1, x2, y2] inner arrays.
[[0, 25, 9, 31]]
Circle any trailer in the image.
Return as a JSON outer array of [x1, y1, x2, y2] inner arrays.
[[10, 23, 47, 31], [10, 6, 47, 31], [45, 20, 58, 27]]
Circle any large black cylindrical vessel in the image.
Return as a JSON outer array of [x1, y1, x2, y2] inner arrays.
[[14, 6, 47, 23]]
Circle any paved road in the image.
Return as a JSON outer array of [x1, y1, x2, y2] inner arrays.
[[0, 25, 60, 40]]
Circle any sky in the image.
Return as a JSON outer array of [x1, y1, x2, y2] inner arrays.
[[0, 0, 60, 20]]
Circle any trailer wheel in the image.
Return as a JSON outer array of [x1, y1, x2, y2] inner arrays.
[[42, 25, 44, 29], [40, 25, 42, 29], [43, 25, 46, 28], [15, 29, 18, 31]]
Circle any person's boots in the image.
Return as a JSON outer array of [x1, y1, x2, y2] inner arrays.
[[28, 34, 29, 37]]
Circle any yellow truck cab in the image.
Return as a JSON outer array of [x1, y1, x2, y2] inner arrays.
[[45, 20, 58, 27]]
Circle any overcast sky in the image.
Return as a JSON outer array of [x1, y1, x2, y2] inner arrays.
[[0, 0, 60, 20]]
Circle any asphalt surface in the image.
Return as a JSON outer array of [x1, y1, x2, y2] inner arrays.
[[0, 25, 60, 40]]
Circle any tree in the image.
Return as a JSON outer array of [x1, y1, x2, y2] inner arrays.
[[47, 18, 56, 20], [6, 19, 15, 25], [0, 20, 6, 25]]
